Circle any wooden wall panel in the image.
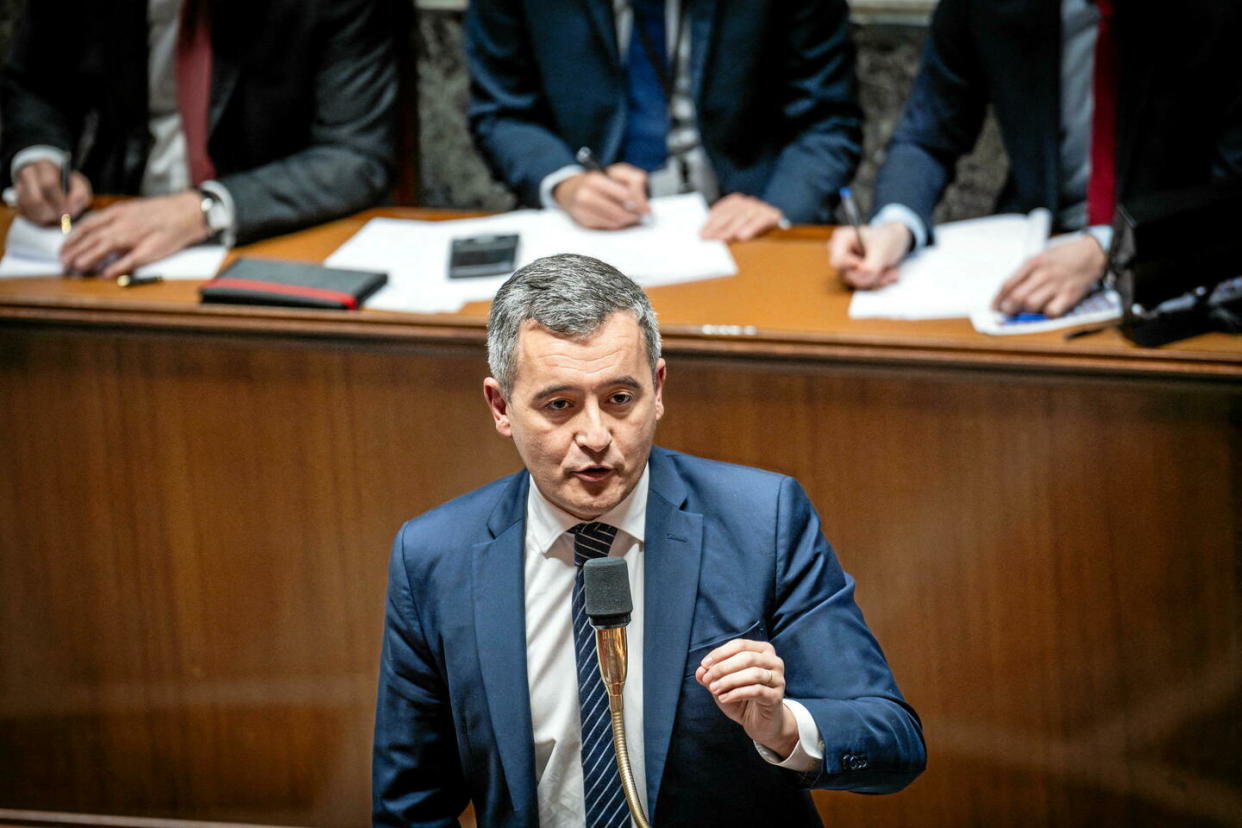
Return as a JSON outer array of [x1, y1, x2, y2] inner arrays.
[[1, 324, 1238, 826]]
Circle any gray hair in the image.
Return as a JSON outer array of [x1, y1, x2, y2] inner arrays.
[[487, 254, 662, 395]]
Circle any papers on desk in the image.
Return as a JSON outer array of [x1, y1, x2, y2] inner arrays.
[[846, 208, 1120, 335], [0, 215, 227, 279], [325, 193, 737, 314], [849, 210, 1052, 321]]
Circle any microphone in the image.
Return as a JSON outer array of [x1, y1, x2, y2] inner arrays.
[[582, 558, 651, 828]]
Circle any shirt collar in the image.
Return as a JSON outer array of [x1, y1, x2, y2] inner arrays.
[[526, 464, 650, 557]]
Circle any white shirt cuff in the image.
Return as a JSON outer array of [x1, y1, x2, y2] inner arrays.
[[753, 699, 824, 773], [11, 145, 70, 184], [198, 180, 238, 248], [872, 203, 928, 251], [1083, 223, 1113, 255], [539, 164, 585, 210]]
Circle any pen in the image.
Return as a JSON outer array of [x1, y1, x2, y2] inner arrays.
[[838, 187, 867, 259], [60, 152, 73, 235], [116, 273, 164, 288], [575, 146, 643, 215]]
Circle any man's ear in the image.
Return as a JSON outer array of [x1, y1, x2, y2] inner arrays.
[[652, 358, 667, 421], [483, 378, 513, 438]]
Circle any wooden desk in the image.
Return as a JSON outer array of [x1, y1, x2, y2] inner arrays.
[[1, 209, 1239, 827]]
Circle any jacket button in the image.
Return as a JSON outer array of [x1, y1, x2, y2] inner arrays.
[[843, 753, 868, 771]]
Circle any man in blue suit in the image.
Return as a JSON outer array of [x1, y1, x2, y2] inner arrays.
[[373, 254, 924, 826], [830, 0, 1242, 317], [465, 0, 862, 242]]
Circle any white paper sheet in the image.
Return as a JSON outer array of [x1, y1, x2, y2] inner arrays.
[[0, 215, 227, 279], [325, 193, 737, 313], [969, 288, 1121, 335], [848, 210, 1051, 320]]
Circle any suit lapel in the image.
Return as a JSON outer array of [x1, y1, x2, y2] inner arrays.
[[1033, 0, 1062, 213], [686, 0, 719, 104], [576, 0, 621, 66], [204, 3, 245, 136], [472, 474, 538, 819], [1114, 3, 1155, 197], [641, 450, 703, 820]]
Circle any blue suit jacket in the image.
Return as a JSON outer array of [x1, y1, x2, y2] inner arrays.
[[873, 0, 1242, 242], [464, 0, 863, 224], [373, 448, 925, 827]]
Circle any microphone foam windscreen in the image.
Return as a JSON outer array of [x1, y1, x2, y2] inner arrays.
[[583, 557, 632, 627]]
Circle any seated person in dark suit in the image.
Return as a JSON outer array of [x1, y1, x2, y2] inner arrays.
[[830, 0, 1242, 317], [1, 0, 397, 279], [465, 0, 862, 241]]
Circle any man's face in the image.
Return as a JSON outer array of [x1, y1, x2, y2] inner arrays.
[[484, 311, 665, 521]]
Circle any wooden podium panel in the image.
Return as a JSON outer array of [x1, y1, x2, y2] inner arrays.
[[0, 210, 1238, 827]]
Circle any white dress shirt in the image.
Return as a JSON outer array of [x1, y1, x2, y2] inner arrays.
[[523, 463, 823, 827]]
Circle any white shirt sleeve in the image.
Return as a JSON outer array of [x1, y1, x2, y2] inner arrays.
[[197, 179, 239, 247], [871, 202, 929, 252], [752, 699, 824, 773], [539, 164, 586, 210], [11, 145, 70, 182]]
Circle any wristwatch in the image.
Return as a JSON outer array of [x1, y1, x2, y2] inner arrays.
[[196, 187, 229, 237]]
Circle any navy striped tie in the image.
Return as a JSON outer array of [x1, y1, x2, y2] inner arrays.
[[570, 522, 630, 828]]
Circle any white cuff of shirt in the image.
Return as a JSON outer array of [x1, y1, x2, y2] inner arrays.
[[1083, 223, 1113, 255], [11, 145, 70, 184], [198, 179, 238, 248], [753, 699, 824, 773], [539, 164, 586, 211], [872, 203, 928, 252]]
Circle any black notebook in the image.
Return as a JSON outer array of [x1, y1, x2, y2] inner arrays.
[[200, 258, 388, 310]]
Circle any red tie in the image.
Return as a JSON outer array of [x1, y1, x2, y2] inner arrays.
[[1086, 0, 1117, 226], [176, 0, 217, 185]]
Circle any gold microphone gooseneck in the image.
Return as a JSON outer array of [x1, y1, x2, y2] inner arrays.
[[596, 626, 652, 828], [583, 556, 652, 828]]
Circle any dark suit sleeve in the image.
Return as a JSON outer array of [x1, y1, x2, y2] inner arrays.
[[464, 0, 579, 207], [373, 525, 469, 827], [757, 0, 863, 224], [218, 0, 397, 244], [770, 477, 926, 792], [0, 1, 89, 182], [871, 0, 988, 241], [1213, 93, 1242, 180]]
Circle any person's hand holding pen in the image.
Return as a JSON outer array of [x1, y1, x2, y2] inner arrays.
[[14, 159, 92, 229], [829, 221, 912, 289], [553, 147, 650, 230]]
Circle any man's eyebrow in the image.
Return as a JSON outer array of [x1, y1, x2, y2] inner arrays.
[[532, 384, 576, 400], [530, 376, 643, 400]]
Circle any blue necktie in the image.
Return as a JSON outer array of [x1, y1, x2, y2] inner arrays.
[[570, 522, 629, 828], [621, 0, 669, 171]]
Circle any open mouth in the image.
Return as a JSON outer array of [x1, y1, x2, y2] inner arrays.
[[572, 466, 614, 483]]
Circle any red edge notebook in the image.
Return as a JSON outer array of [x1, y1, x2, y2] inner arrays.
[[200, 258, 388, 310]]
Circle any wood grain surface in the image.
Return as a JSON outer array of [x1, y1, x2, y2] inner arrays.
[[0, 208, 1238, 827]]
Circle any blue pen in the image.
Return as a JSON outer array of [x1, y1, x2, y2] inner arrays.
[[838, 187, 867, 259], [1006, 312, 1047, 323]]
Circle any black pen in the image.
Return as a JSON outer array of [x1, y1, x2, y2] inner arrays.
[[838, 187, 867, 259], [575, 146, 643, 215], [116, 273, 164, 288], [60, 151, 73, 235]]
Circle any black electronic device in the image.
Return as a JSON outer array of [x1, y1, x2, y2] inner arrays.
[[1109, 182, 1242, 346], [448, 234, 519, 279]]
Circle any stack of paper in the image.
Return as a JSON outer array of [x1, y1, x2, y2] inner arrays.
[[325, 193, 737, 314], [0, 215, 227, 279], [848, 210, 1052, 321]]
